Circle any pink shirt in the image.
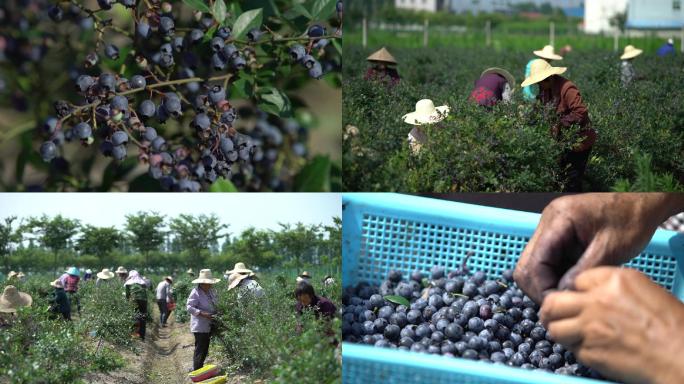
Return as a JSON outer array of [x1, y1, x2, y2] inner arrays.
[[186, 287, 217, 333]]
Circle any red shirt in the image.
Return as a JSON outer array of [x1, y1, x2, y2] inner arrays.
[[364, 67, 400, 86], [470, 73, 507, 107], [296, 295, 337, 320]]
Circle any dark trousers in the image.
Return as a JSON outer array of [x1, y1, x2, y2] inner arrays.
[[135, 300, 147, 340], [66, 292, 80, 314], [157, 300, 169, 325], [193, 332, 211, 371], [560, 148, 591, 192]]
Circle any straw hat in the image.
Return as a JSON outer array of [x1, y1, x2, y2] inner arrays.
[[16, 272, 25, 279], [533, 45, 563, 61], [66, 267, 80, 276], [7, 271, 17, 279], [186, 268, 194, 275], [115, 266, 128, 274], [50, 279, 64, 288], [0, 285, 32, 313], [228, 273, 250, 290], [402, 99, 450, 125], [165, 276, 173, 283], [620, 45, 643, 60], [192, 269, 220, 284], [481, 67, 516, 90], [367, 47, 397, 65], [85, 269, 92, 274], [224, 262, 254, 276], [520, 59, 567, 87], [299, 271, 312, 278], [97, 268, 115, 280], [668, 38, 674, 45]]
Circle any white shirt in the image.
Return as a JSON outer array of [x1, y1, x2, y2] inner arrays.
[[237, 279, 265, 300], [156, 281, 171, 301]]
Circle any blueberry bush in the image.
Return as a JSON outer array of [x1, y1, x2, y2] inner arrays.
[[343, 45, 684, 192], [0, 0, 342, 191], [342, 266, 605, 380]]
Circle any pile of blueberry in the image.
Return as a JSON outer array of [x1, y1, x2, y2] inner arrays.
[[342, 266, 604, 380], [30, 0, 340, 191]]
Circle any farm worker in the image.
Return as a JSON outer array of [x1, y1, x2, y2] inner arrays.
[[523, 45, 562, 102], [294, 280, 336, 320], [657, 38, 675, 57], [156, 276, 173, 327], [402, 99, 450, 155], [469, 67, 516, 107], [296, 270, 312, 283], [60, 266, 82, 315], [619, 45, 643, 86], [6, 271, 18, 283], [520, 59, 596, 192], [228, 272, 264, 300], [559, 44, 572, 56], [186, 268, 195, 277], [364, 47, 401, 86], [142, 275, 154, 292], [0, 285, 32, 327], [186, 269, 220, 371], [125, 270, 149, 341], [95, 268, 115, 286], [48, 279, 71, 320], [323, 275, 336, 287], [115, 266, 128, 282], [16, 272, 25, 281], [83, 269, 93, 281], [513, 193, 684, 384]]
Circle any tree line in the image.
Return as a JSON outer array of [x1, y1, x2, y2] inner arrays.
[[0, 214, 341, 274]]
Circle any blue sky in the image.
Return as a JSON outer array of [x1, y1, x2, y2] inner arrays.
[[0, 193, 340, 235]]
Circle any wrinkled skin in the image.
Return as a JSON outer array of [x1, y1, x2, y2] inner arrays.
[[514, 193, 681, 304], [541, 267, 684, 384]]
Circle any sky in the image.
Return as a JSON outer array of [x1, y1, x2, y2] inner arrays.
[[0, 193, 341, 234]]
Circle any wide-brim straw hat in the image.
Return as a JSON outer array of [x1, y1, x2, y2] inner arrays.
[[192, 269, 220, 284], [225, 262, 254, 276], [186, 268, 194, 274], [7, 271, 18, 279], [66, 267, 80, 276], [50, 279, 63, 288], [165, 276, 173, 283], [367, 47, 397, 65], [85, 269, 92, 274], [17, 272, 25, 278], [481, 67, 516, 90], [115, 266, 128, 274], [520, 59, 567, 88], [403, 99, 450, 125], [620, 45, 643, 60], [0, 285, 32, 313], [228, 273, 250, 290], [299, 271, 312, 278], [124, 270, 147, 286], [97, 268, 115, 280], [533, 45, 563, 61]]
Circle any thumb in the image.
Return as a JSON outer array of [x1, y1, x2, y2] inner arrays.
[[557, 236, 611, 291]]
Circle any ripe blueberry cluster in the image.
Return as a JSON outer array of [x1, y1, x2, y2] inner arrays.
[[342, 266, 604, 380], [32, 0, 340, 191]]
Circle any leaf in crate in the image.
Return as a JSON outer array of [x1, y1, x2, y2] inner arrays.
[[383, 295, 410, 307]]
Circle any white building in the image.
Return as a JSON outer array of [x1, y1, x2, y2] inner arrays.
[[395, 0, 448, 12], [626, 0, 684, 29], [583, 0, 628, 33]]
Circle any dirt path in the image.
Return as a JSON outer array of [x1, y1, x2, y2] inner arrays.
[[84, 305, 253, 384]]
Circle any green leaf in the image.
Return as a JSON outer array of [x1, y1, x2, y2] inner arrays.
[[259, 87, 289, 112], [182, 0, 210, 13], [294, 155, 331, 192], [292, 4, 313, 19], [232, 8, 263, 40], [209, 178, 238, 192], [310, 0, 336, 20], [212, 0, 227, 26], [226, 3, 242, 24], [384, 295, 410, 307], [99, 157, 137, 192], [230, 76, 252, 99]]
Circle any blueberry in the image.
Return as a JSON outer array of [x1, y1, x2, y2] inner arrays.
[[40, 141, 57, 161], [378, 306, 393, 320], [130, 75, 146, 89], [518, 342, 531, 355], [491, 351, 506, 363], [105, 44, 119, 60], [530, 326, 546, 342], [406, 309, 422, 324], [301, 54, 316, 69], [509, 332, 523, 347], [535, 340, 552, 356], [548, 353, 563, 369], [467, 317, 484, 333], [488, 340, 501, 352], [502, 269, 514, 282], [220, 108, 237, 125], [462, 282, 478, 298], [478, 329, 492, 341], [112, 144, 126, 161], [163, 97, 182, 118], [74, 122, 92, 139], [373, 318, 388, 333], [111, 95, 128, 112], [111, 131, 128, 146], [221, 44, 239, 60], [307, 24, 326, 38], [519, 319, 535, 336], [528, 349, 543, 366], [173, 36, 184, 52], [471, 271, 487, 285], [48, 5, 63, 22], [211, 53, 227, 71], [188, 29, 204, 43], [148, 166, 162, 179], [313, 38, 329, 50], [428, 294, 443, 309], [415, 323, 432, 339], [246, 28, 262, 42], [97, 0, 113, 10], [289, 44, 306, 61], [216, 26, 231, 39], [422, 305, 437, 320], [119, 0, 135, 8], [510, 351, 527, 366], [389, 312, 408, 328], [151, 136, 166, 152], [479, 304, 492, 320], [43, 117, 59, 134], [462, 349, 478, 360], [444, 323, 463, 341], [137, 21, 151, 38], [445, 278, 464, 293], [98, 73, 116, 92], [159, 16, 175, 35], [209, 85, 226, 104], [211, 36, 225, 52], [387, 270, 402, 283], [232, 55, 247, 70], [139, 100, 156, 118], [383, 324, 400, 341], [483, 281, 500, 296], [395, 282, 413, 299], [76, 75, 95, 93]]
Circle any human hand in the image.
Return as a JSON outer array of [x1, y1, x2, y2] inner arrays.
[[199, 311, 213, 319], [540, 267, 684, 384], [514, 193, 681, 303]]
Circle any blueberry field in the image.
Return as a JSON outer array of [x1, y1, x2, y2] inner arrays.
[[343, 44, 684, 192], [0, 0, 342, 192]]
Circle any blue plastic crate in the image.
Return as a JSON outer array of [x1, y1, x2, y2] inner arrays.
[[342, 193, 684, 384]]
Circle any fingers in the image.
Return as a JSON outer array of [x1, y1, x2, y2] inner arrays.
[[540, 290, 586, 326], [573, 267, 619, 292], [546, 317, 583, 346]]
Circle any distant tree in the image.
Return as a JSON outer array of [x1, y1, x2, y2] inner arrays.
[[77, 225, 122, 266], [169, 214, 228, 266], [229, 227, 278, 269], [609, 11, 627, 32], [0, 217, 22, 274], [272, 223, 322, 269], [322, 216, 342, 266], [124, 212, 165, 271], [24, 215, 80, 275]]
